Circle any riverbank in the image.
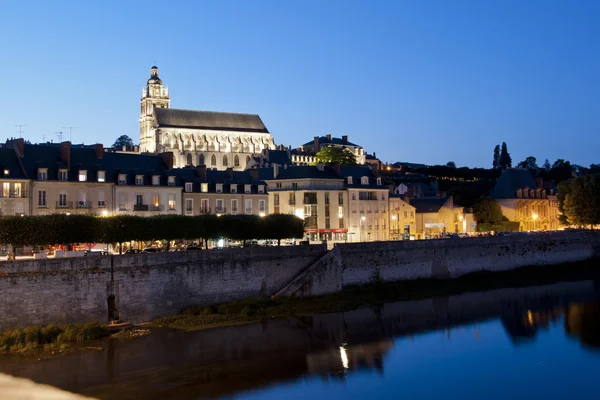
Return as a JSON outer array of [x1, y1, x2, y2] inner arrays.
[[151, 257, 600, 331]]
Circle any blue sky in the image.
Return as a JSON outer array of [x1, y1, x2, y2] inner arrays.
[[1, 0, 598, 168]]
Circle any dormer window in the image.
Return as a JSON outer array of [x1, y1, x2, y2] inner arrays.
[[258, 185, 265, 194], [201, 183, 208, 193], [216, 184, 223, 193], [230, 184, 237, 193], [361, 176, 369, 185], [376, 178, 382, 186], [245, 184, 251, 194], [185, 182, 193, 192], [59, 169, 68, 181], [38, 168, 48, 180], [347, 177, 353, 185], [98, 170, 106, 182], [152, 175, 160, 186], [118, 174, 127, 185], [79, 170, 87, 182], [168, 176, 175, 187], [135, 175, 144, 185]]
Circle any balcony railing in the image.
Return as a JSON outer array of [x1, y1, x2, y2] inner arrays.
[[56, 201, 73, 209], [199, 207, 211, 214], [0, 191, 29, 198], [134, 204, 149, 212], [151, 204, 164, 211], [76, 201, 92, 209], [215, 206, 226, 214], [98, 201, 107, 208]]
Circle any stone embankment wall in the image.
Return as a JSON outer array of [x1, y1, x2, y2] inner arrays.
[[0, 245, 327, 330], [1, 232, 599, 330]]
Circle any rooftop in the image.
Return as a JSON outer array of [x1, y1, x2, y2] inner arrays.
[[154, 108, 269, 133]]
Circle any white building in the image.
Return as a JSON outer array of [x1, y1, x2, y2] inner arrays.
[[139, 66, 276, 170]]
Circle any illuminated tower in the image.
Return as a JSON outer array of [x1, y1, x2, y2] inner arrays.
[[139, 66, 170, 152]]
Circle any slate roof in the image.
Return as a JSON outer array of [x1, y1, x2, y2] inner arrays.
[[409, 197, 451, 213], [491, 168, 538, 199], [302, 136, 359, 147], [173, 168, 266, 194], [0, 147, 27, 179], [266, 150, 292, 166], [339, 165, 387, 188], [154, 108, 269, 133]]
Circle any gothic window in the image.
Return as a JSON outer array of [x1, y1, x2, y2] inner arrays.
[[223, 155, 228, 167], [211, 155, 217, 166], [234, 155, 240, 167], [198, 154, 204, 165], [186, 153, 192, 166]]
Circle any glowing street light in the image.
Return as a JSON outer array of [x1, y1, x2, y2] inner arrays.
[[259, 212, 265, 217], [532, 212, 538, 221], [361, 215, 366, 221], [391, 215, 397, 220], [101, 210, 109, 217]]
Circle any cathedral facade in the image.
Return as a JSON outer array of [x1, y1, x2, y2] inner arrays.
[[139, 66, 275, 170]]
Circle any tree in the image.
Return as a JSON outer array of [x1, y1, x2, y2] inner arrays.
[[112, 135, 134, 148], [547, 159, 574, 183], [315, 146, 358, 165], [560, 174, 600, 227], [473, 197, 504, 225], [499, 142, 512, 169], [446, 161, 456, 168], [517, 156, 538, 170], [543, 159, 551, 171], [493, 145, 500, 169], [557, 181, 571, 225]]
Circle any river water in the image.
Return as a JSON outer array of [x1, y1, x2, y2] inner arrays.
[[1, 280, 600, 399]]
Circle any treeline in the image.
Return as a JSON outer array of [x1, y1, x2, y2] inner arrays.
[[0, 214, 305, 249]]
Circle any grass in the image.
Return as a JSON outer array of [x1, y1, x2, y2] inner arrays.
[[0, 322, 110, 353], [152, 258, 600, 331]]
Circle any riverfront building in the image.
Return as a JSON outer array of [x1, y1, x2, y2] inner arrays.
[[492, 168, 561, 231], [139, 66, 275, 170], [290, 135, 366, 166]]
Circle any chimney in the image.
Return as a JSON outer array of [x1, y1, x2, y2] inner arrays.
[[342, 135, 348, 144], [122, 146, 126, 152], [8, 138, 24, 157], [313, 136, 320, 152], [196, 165, 207, 180], [373, 152, 376, 159], [249, 168, 259, 181], [161, 152, 174, 169], [273, 163, 279, 178], [326, 134, 332, 142], [59, 141, 71, 169], [93, 143, 104, 159], [226, 167, 233, 179], [330, 162, 341, 175]]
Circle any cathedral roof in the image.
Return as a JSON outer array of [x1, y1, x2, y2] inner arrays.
[[154, 108, 269, 133]]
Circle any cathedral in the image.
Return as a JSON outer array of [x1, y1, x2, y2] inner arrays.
[[139, 66, 275, 170]]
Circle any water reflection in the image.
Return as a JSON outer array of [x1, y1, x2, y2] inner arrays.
[[0, 280, 599, 400]]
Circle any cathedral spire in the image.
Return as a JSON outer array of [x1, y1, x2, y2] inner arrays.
[[140, 65, 170, 152]]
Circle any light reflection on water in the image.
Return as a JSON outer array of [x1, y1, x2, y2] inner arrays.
[[1, 281, 600, 400]]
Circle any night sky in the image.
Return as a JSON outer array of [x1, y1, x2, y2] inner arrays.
[[1, 0, 598, 167]]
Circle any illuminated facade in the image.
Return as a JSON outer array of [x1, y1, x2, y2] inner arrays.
[[139, 66, 275, 170], [492, 168, 560, 231]]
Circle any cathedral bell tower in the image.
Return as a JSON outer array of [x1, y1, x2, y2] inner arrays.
[[139, 66, 170, 152]]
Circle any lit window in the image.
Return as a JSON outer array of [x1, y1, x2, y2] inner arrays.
[[3, 169, 8, 176], [59, 170, 68, 181], [201, 183, 208, 193], [168, 194, 176, 210], [361, 176, 369, 185], [185, 182, 193, 192], [79, 170, 87, 182], [347, 177, 353, 185], [98, 170, 106, 182]]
